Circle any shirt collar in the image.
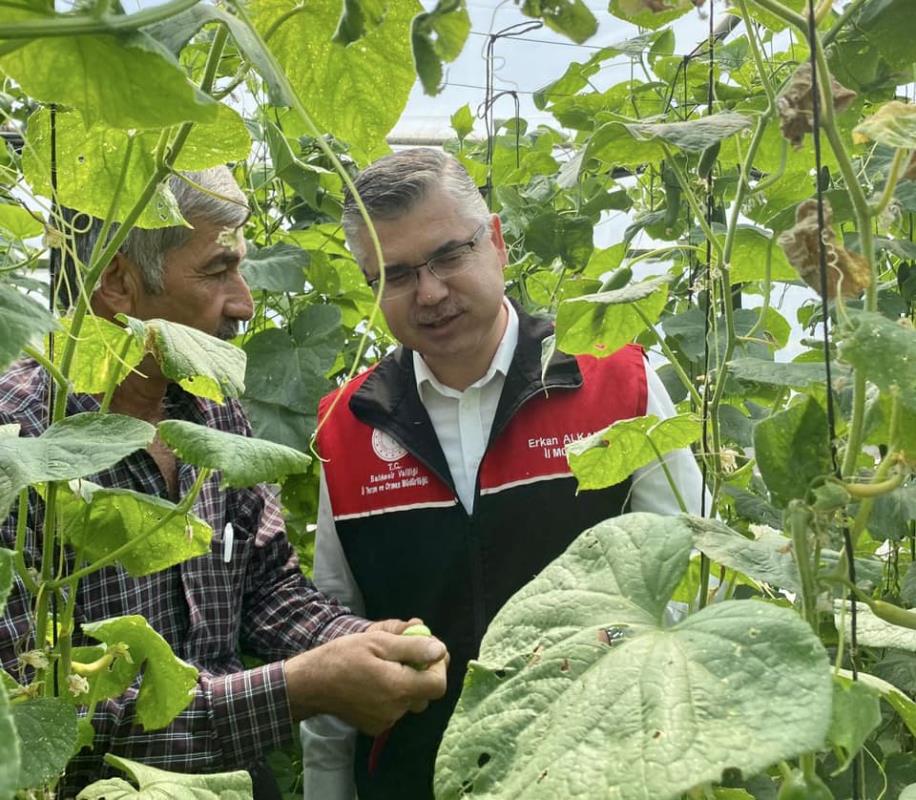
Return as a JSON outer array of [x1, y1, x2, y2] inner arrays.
[[414, 297, 519, 399]]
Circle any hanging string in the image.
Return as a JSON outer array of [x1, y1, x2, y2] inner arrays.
[[480, 20, 542, 208], [700, 0, 716, 521], [805, 1, 860, 795], [48, 103, 60, 699]]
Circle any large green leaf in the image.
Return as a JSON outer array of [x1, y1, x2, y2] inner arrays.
[[726, 225, 798, 284], [77, 753, 252, 800], [60, 480, 212, 578], [435, 513, 833, 800], [519, 0, 597, 44], [525, 212, 594, 269], [412, 0, 470, 95], [567, 414, 701, 491], [157, 420, 311, 489], [81, 615, 197, 730], [0, 548, 11, 616], [12, 698, 77, 790], [0, 413, 155, 519], [838, 669, 916, 739], [23, 105, 250, 229], [123, 317, 246, 403], [0, 677, 17, 800], [0, 32, 218, 130], [240, 242, 308, 293], [584, 121, 667, 169], [251, 0, 420, 159], [838, 311, 916, 413], [728, 358, 851, 390], [242, 304, 342, 415], [625, 112, 753, 152], [0, 284, 57, 374], [54, 315, 143, 396], [556, 276, 668, 356], [828, 676, 881, 773], [857, 0, 916, 72], [753, 397, 833, 507]]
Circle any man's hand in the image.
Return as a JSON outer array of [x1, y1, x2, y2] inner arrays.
[[285, 623, 448, 735]]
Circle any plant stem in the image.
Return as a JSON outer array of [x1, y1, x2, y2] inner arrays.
[[0, 0, 201, 38], [872, 147, 911, 218], [13, 489, 38, 594], [788, 500, 820, 630], [634, 305, 703, 407], [644, 435, 689, 514], [661, 146, 724, 264], [98, 335, 136, 414]]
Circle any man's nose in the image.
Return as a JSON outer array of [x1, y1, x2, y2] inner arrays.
[[227, 271, 254, 320], [415, 265, 449, 305]]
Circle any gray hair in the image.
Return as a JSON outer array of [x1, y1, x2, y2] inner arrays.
[[341, 148, 488, 265], [61, 166, 248, 304]]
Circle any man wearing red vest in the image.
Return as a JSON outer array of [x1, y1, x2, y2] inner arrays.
[[301, 149, 705, 799]]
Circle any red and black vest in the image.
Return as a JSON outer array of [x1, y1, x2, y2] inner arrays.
[[316, 310, 647, 800]]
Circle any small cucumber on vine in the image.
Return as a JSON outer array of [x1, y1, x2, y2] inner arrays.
[[697, 141, 720, 180], [402, 623, 433, 671]]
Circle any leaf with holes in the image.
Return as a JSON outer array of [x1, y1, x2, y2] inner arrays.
[[60, 480, 212, 578], [157, 420, 311, 489], [122, 317, 246, 404], [435, 513, 833, 800], [556, 276, 669, 356], [81, 616, 197, 731], [566, 414, 701, 491], [0, 413, 155, 519]]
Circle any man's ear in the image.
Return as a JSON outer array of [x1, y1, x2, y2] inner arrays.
[[90, 252, 142, 318], [489, 213, 508, 268]]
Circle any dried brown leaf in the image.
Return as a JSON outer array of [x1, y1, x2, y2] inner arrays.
[[776, 199, 871, 299], [777, 63, 857, 149]]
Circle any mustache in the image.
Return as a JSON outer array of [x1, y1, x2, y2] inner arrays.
[[216, 319, 241, 340], [415, 304, 463, 325]]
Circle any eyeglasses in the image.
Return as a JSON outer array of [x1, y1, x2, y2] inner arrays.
[[367, 224, 487, 300]]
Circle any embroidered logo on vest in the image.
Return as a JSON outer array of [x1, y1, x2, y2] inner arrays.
[[371, 429, 408, 462]]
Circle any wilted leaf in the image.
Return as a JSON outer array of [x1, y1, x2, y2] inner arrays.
[[60, 480, 212, 577], [556, 276, 668, 356], [436, 513, 832, 800], [777, 198, 871, 299], [853, 100, 916, 148], [157, 420, 311, 489], [12, 699, 78, 789], [0, 413, 155, 519], [81, 616, 197, 731], [567, 414, 701, 491], [777, 63, 857, 149]]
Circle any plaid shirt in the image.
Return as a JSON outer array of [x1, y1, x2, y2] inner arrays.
[[0, 359, 369, 795]]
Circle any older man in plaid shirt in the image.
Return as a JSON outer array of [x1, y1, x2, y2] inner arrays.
[[0, 166, 447, 798]]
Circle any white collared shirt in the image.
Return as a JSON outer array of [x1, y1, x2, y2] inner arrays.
[[413, 298, 518, 513]]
